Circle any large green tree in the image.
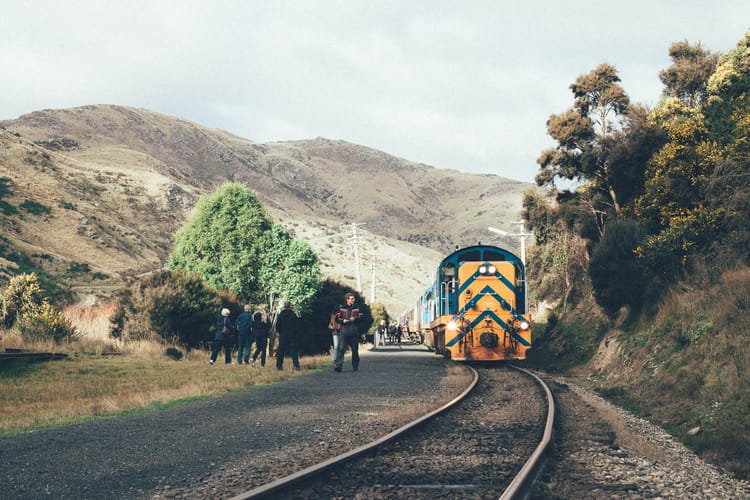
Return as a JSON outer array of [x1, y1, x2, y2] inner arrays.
[[257, 224, 321, 314], [168, 182, 322, 312], [169, 183, 272, 300]]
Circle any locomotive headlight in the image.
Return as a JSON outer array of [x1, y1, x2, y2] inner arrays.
[[487, 265, 497, 274], [478, 265, 487, 274], [447, 320, 458, 331], [519, 321, 529, 330]]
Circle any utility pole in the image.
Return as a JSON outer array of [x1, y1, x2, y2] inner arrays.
[[350, 223, 366, 293], [307, 223, 367, 293], [370, 258, 376, 303], [488, 221, 532, 313], [487, 221, 531, 265]]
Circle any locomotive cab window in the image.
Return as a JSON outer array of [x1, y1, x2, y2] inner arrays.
[[458, 250, 481, 263], [482, 250, 507, 262]]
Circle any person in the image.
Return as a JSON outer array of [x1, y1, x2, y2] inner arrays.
[[275, 301, 300, 371], [377, 320, 386, 346], [210, 308, 234, 365], [235, 304, 253, 364], [334, 292, 363, 372], [251, 303, 271, 367], [328, 308, 340, 361]]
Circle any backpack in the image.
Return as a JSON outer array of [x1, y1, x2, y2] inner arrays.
[[328, 313, 340, 332]]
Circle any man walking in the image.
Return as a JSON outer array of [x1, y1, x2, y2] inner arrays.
[[334, 292, 363, 372]]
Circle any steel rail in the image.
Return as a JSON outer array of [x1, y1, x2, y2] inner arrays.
[[229, 365, 479, 500], [500, 365, 556, 499]]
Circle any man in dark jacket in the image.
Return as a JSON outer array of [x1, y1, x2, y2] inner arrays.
[[235, 304, 253, 364], [275, 301, 300, 371], [334, 292, 363, 372]]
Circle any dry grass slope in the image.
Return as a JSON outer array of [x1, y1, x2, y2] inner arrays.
[[0, 104, 532, 314]]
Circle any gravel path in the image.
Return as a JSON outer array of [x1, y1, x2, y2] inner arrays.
[[0, 345, 473, 500]]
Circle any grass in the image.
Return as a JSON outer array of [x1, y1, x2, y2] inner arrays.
[[0, 347, 332, 437], [0, 298, 334, 436]]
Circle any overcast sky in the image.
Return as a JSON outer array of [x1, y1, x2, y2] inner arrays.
[[2, 1, 748, 182]]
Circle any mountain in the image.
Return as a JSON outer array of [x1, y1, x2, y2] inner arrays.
[[0, 105, 532, 314]]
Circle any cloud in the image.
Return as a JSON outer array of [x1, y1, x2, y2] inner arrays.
[[1, 1, 748, 182]]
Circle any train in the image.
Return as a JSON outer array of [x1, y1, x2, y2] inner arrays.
[[402, 244, 532, 361]]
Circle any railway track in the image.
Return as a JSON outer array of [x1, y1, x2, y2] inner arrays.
[[231, 364, 555, 499]]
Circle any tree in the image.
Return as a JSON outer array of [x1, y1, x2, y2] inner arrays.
[[606, 105, 668, 210], [703, 31, 750, 262], [634, 32, 750, 269], [368, 302, 389, 334], [570, 63, 630, 138], [168, 183, 271, 300], [169, 182, 322, 322], [17, 303, 78, 343], [537, 63, 631, 236], [257, 224, 321, 315], [659, 40, 719, 107], [1, 273, 76, 342], [704, 31, 750, 154]]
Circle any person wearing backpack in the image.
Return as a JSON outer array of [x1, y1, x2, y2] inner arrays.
[[210, 308, 234, 365]]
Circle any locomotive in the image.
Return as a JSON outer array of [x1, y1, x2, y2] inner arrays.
[[406, 244, 531, 361]]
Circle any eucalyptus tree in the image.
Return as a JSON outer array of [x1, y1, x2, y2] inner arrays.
[[536, 63, 631, 241], [659, 40, 719, 107]]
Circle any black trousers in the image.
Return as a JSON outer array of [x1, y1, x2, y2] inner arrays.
[[210, 338, 233, 364], [335, 334, 359, 369]]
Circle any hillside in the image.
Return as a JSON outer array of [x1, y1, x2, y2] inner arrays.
[[0, 105, 531, 313]]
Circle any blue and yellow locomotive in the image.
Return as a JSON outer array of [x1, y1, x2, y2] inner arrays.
[[415, 244, 531, 361]]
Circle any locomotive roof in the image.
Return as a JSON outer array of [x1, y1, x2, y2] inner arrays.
[[439, 244, 523, 268]]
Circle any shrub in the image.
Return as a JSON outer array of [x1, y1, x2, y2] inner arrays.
[[165, 347, 183, 360], [589, 219, 651, 317], [295, 279, 373, 356], [1, 273, 46, 327], [20, 200, 51, 216], [17, 302, 78, 343], [118, 269, 239, 349]]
